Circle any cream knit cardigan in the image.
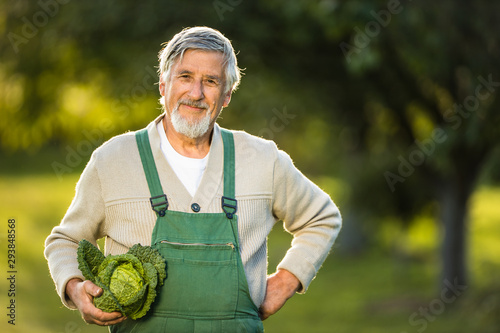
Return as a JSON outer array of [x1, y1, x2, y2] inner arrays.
[[45, 114, 342, 309]]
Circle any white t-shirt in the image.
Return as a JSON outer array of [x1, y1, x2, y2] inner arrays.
[[156, 122, 208, 197]]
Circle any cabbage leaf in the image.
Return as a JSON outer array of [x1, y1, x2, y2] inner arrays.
[[77, 239, 166, 320]]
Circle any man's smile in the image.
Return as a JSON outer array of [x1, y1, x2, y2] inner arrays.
[[180, 104, 206, 112]]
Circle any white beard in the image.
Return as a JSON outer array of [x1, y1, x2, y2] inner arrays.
[[170, 103, 212, 139]]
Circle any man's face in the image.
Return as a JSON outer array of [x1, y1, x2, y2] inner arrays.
[[159, 49, 231, 139]]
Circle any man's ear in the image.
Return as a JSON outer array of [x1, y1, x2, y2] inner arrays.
[[222, 90, 232, 107], [159, 73, 166, 97]]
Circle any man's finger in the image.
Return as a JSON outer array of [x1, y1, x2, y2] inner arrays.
[[97, 310, 125, 321], [84, 307, 126, 326], [90, 306, 124, 321], [90, 315, 127, 326], [258, 308, 270, 321], [82, 280, 102, 297], [105, 315, 127, 326]]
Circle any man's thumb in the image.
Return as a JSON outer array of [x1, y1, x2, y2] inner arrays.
[[84, 280, 102, 297], [92, 286, 103, 297]]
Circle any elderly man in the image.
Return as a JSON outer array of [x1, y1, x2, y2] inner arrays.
[[45, 26, 342, 332]]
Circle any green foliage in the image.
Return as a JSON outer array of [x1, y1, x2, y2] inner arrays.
[[128, 243, 167, 283], [76, 238, 105, 280], [1, 174, 499, 332], [2, 0, 500, 315], [77, 239, 166, 320]]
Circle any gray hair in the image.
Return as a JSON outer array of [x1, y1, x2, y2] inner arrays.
[[158, 27, 242, 95]]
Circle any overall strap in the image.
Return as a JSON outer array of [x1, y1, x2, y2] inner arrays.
[[135, 129, 168, 217], [135, 127, 237, 219], [220, 129, 237, 219]]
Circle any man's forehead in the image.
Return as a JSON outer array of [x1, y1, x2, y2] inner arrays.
[[172, 49, 225, 75]]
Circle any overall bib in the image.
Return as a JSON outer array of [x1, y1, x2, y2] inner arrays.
[[111, 128, 264, 333]]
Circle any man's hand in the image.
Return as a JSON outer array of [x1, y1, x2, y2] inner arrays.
[[65, 278, 126, 326], [259, 269, 301, 320]]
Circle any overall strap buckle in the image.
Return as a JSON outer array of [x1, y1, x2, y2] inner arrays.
[[150, 194, 168, 217], [221, 196, 237, 219]]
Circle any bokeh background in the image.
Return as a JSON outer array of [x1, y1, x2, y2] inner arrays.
[[1, 1, 500, 332]]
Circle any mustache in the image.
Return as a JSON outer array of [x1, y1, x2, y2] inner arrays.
[[177, 99, 209, 110]]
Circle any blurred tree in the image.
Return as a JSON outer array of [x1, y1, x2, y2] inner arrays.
[[1, 0, 499, 294], [325, 0, 500, 290], [0, 0, 233, 151]]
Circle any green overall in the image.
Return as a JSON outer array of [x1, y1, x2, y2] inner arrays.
[[111, 129, 264, 333]]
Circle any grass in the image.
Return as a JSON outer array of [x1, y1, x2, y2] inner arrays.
[[0, 172, 499, 333]]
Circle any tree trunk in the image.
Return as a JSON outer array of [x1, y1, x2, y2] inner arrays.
[[439, 180, 469, 290], [437, 138, 493, 294], [438, 154, 485, 295]]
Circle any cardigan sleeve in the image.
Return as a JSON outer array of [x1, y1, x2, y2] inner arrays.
[[272, 149, 342, 293], [44, 152, 106, 309]]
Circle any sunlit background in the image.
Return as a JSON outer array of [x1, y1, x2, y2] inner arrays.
[[1, 1, 499, 332]]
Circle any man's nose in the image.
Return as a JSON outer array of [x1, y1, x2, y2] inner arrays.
[[188, 80, 204, 100]]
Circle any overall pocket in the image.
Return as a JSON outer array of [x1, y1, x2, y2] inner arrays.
[[155, 241, 239, 319]]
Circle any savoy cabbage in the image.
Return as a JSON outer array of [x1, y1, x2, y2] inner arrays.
[[77, 239, 166, 320]]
